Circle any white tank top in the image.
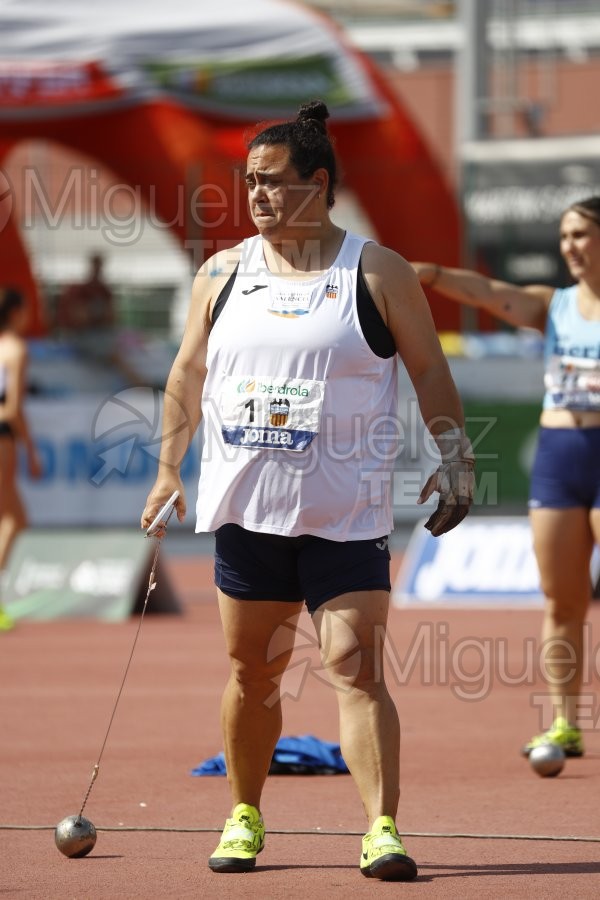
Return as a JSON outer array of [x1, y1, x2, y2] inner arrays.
[[195, 232, 399, 541]]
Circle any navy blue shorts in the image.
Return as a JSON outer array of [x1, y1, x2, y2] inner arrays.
[[529, 426, 600, 510], [214, 524, 392, 614]]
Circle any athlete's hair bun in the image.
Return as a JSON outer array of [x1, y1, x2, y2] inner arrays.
[[296, 100, 330, 133]]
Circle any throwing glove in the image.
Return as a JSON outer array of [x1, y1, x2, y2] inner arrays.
[[418, 428, 475, 537]]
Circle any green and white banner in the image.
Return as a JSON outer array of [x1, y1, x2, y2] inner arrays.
[[2, 529, 180, 621]]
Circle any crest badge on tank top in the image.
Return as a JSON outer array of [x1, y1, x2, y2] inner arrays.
[[268, 286, 314, 318]]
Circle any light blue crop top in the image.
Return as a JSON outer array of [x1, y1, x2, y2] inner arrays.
[[543, 285, 600, 410]]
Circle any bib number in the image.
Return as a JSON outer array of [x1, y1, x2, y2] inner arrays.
[[545, 354, 600, 408], [220, 375, 325, 451]]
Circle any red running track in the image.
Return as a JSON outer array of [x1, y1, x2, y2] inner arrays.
[[1, 553, 600, 898]]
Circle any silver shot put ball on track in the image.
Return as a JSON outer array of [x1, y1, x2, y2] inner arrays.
[[55, 815, 97, 857], [529, 743, 565, 777]]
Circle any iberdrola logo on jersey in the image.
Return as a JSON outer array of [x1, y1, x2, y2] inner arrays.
[[237, 379, 309, 397]]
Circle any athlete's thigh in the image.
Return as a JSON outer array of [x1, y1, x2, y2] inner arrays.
[[217, 589, 303, 676], [529, 507, 595, 606], [312, 589, 390, 680]]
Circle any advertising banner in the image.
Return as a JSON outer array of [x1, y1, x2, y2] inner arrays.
[[3, 529, 180, 621], [19, 389, 200, 527], [394, 517, 600, 608]]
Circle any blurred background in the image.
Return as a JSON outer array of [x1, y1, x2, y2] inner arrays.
[[2, 0, 599, 536]]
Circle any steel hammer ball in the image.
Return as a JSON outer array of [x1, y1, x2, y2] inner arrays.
[[55, 815, 97, 857], [529, 744, 565, 777]]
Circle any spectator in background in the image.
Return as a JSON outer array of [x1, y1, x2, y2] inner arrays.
[[0, 288, 42, 631], [56, 253, 143, 386], [56, 253, 115, 333]]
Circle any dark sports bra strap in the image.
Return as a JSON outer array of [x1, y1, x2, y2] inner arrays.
[[357, 255, 396, 359], [211, 263, 240, 325]]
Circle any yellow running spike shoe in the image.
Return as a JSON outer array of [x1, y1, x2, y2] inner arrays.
[[0, 605, 14, 632], [208, 803, 265, 873], [521, 717, 584, 758], [360, 816, 418, 881]]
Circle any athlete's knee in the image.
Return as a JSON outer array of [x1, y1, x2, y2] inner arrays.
[[322, 645, 382, 694], [226, 645, 292, 687], [544, 595, 589, 625]]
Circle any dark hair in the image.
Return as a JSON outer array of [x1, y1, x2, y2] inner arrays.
[[566, 196, 600, 228], [0, 287, 24, 331], [248, 100, 338, 209]]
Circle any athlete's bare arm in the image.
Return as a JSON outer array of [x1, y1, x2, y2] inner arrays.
[[141, 245, 241, 527], [412, 262, 553, 331]]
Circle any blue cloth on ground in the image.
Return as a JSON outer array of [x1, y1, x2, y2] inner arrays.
[[191, 735, 349, 776]]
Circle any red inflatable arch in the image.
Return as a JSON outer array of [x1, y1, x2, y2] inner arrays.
[[0, 0, 461, 335]]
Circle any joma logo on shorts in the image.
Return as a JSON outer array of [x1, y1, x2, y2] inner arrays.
[[240, 428, 294, 446]]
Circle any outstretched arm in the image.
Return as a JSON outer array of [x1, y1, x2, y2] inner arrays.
[[412, 262, 553, 332]]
